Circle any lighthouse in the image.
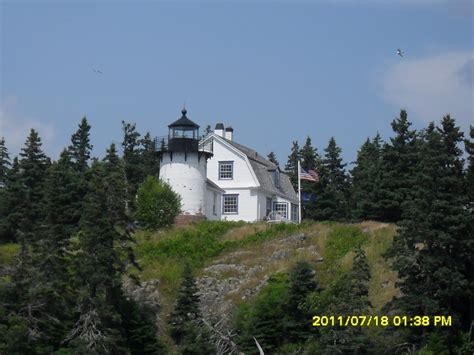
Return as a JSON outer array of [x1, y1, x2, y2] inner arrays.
[[158, 108, 213, 223]]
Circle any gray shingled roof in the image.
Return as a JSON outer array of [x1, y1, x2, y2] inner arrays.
[[223, 138, 298, 203]]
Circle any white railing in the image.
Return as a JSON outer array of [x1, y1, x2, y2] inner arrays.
[[265, 211, 295, 224]]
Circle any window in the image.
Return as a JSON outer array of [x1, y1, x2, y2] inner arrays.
[[223, 194, 238, 214], [273, 202, 288, 219], [266, 197, 272, 217], [213, 193, 217, 215], [219, 161, 234, 180], [291, 203, 298, 221], [273, 170, 280, 187]]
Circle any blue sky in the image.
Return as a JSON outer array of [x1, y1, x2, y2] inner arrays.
[[1, 0, 472, 167]]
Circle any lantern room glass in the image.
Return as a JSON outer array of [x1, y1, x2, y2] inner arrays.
[[169, 126, 199, 139]]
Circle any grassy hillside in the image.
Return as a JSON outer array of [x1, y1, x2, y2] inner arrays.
[[0, 220, 399, 348], [131, 220, 400, 341]]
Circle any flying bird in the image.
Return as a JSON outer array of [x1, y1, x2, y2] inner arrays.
[[397, 49, 404, 57], [91, 68, 103, 74]]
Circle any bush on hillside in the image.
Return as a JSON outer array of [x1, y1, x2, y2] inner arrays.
[[135, 176, 181, 230]]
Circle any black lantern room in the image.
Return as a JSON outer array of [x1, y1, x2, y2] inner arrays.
[[167, 108, 200, 152]]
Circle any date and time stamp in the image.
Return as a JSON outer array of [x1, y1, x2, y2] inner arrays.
[[312, 315, 453, 327]]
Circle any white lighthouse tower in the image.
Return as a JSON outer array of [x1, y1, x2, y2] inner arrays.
[[158, 108, 213, 224]]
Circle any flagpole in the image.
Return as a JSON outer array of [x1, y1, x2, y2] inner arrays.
[[298, 160, 302, 224]]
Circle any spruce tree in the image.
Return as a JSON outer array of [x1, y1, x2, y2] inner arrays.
[[66, 161, 129, 353], [17, 129, 50, 244], [0, 137, 10, 186], [386, 117, 471, 351], [309, 248, 372, 353], [285, 141, 301, 189], [464, 125, 474, 325], [267, 151, 279, 166], [308, 137, 348, 221], [140, 132, 159, 178], [286, 261, 319, 342], [69, 117, 93, 173], [169, 264, 202, 343], [122, 121, 144, 210], [0, 137, 12, 242], [169, 264, 214, 354], [378, 110, 419, 222], [300, 136, 320, 171], [0, 158, 23, 242], [350, 133, 383, 220], [103, 143, 128, 227]]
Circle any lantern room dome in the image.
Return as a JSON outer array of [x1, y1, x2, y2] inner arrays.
[[168, 109, 200, 129]]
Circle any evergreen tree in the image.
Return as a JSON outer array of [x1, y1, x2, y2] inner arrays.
[[0, 137, 12, 242], [140, 132, 160, 178], [0, 158, 23, 242], [308, 248, 372, 353], [69, 117, 93, 173], [267, 152, 279, 166], [66, 161, 131, 353], [350, 133, 383, 220], [0, 137, 10, 186], [386, 116, 471, 351], [17, 129, 50, 244], [285, 141, 301, 189], [169, 265, 215, 353], [103, 143, 128, 227], [464, 125, 474, 325], [286, 261, 319, 343], [122, 121, 144, 210], [307, 137, 348, 221], [378, 110, 419, 222], [169, 264, 202, 343], [300, 136, 320, 171]]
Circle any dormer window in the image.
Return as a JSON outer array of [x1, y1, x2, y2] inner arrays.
[[273, 169, 280, 188]]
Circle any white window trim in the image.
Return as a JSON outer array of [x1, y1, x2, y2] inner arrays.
[[223, 194, 239, 214], [219, 161, 234, 180]]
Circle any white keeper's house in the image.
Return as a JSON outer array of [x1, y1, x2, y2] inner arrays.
[[158, 108, 299, 224]]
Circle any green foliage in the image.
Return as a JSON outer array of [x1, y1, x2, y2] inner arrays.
[[169, 265, 215, 353], [350, 133, 383, 221], [0, 136, 10, 186], [135, 176, 182, 230], [266, 151, 279, 166], [103, 143, 128, 227], [285, 140, 301, 188], [307, 137, 349, 221], [377, 110, 419, 222], [286, 261, 319, 343], [68, 117, 92, 173], [385, 116, 471, 351], [325, 225, 367, 262], [122, 121, 144, 211], [307, 249, 373, 354], [234, 273, 291, 353], [141, 132, 160, 179]]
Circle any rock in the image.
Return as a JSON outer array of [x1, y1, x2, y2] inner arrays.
[[362, 227, 370, 233], [122, 278, 161, 313], [270, 249, 291, 260], [204, 263, 247, 275], [247, 265, 264, 277]]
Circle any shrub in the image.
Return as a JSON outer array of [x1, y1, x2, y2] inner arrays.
[[135, 176, 181, 230]]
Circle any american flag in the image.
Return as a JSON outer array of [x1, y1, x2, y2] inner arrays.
[[300, 167, 319, 182]]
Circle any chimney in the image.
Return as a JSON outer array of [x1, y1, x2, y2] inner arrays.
[[214, 123, 224, 137], [225, 126, 234, 141]]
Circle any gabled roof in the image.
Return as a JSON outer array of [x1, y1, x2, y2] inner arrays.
[[222, 138, 298, 203], [206, 178, 225, 193]]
